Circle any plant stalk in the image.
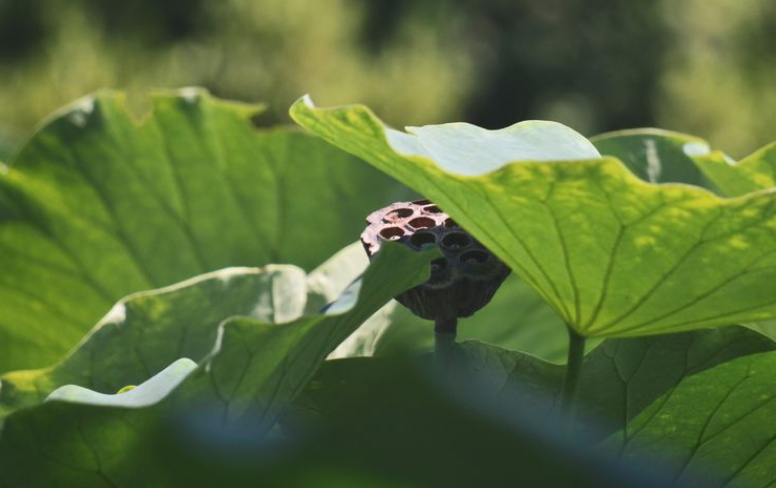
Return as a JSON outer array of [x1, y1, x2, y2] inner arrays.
[[434, 318, 458, 378], [561, 326, 586, 432]]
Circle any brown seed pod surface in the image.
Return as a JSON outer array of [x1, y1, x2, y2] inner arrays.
[[361, 200, 510, 321]]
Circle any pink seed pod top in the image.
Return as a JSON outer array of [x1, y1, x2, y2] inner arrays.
[[361, 200, 510, 322]]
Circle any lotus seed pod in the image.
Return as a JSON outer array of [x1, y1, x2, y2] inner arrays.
[[361, 200, 510, 322]]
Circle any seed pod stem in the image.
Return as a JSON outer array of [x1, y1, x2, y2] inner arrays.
[[434, 317, 458, 334], [434, 318, 457, 379]]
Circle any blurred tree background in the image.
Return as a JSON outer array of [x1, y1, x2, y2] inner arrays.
[[1, 0, 774, 160]]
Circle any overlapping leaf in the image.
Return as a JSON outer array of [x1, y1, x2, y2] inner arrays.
[[608, 347, 776, 487], [169, 245, 437, 435], [289, 349, 667, 488], [46, 358, 198, 408], [695, 142, 776, 196], [592, 128, 711, 186], [0, 264, 310, 417], [306, 326, 772, 431], [0, 242, 435, 486], [0, 89, 408, 372], [576, 326, 776, 442], [0, 242, 433, 420], [291, 98, 776, 338], [297, 327, 776, 487]]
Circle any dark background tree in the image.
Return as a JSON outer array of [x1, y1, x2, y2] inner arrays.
[[1, 0, 773, 158]]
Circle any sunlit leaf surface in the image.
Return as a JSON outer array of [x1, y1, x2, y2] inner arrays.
[[292, 98, 776, 338], [0, 90, 407, 372]]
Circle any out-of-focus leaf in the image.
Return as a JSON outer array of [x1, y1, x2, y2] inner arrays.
[[331, 327, 773, 442], [0, 344, 663, 488], [747, 319, 776, 339], [292, 98, 776, 339], [328, 300, 400, 359], [297, 329, 776, 487], [289, 347, 680, 488], [305, 241, 370, 313], [0, 89, 407, 372]]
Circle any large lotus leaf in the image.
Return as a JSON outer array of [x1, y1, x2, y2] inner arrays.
[[0, 243, 435, 487], [0, 242, 433, 421], [456, 326, 774, 447], [592, 129, 710, 186], [748, 319, 776, 338], [0, 264, 309, 417], [576, 326, 776, 442], [685, 143, 776, 338], [0, 89, 408, 373], [607, 347, 776, 488], [169, 247, 437, 436], [695, 141, 776, 196], [291, 98, 776, 338]]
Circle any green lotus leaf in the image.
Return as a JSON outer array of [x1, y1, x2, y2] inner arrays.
[[695, 141, 776, 196], [590, 128, 776, 340], [45, 358, 197, 408], [305, 326, 772, 433], [170, 245, 437, 435], [0, 264, 311, 418], [0, 242, 435, 486], [0, 89, 407, 372], [297, 327, 774, 487], [608, 345, 776, 487], [1, 336, 634, 488], [0, 242, 434, 421], [291, 98, 776, 338], [576, 326, 776, 442]]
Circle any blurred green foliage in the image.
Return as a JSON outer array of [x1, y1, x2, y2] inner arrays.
[[1, 0, 776, 157], [0, 0, 473, 146]]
